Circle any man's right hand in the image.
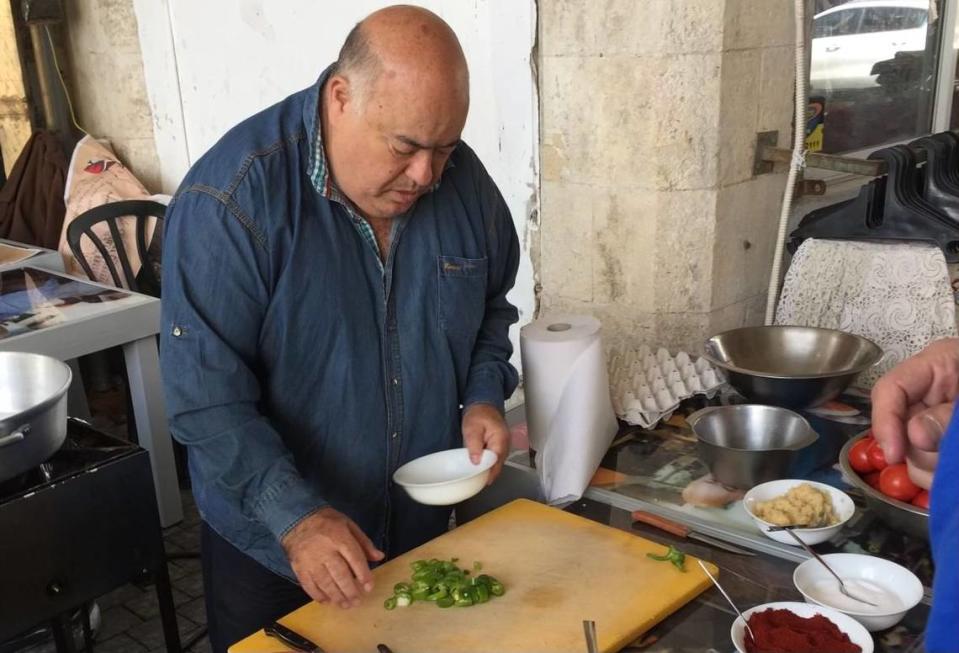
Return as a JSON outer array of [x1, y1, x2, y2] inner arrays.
[[871, 338, 959, 489], [281, 507, 385, 609]]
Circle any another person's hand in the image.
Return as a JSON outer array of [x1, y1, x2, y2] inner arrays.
[[462, 403, 509, 484], [281, 507, 385, 609], [871, 338, 959, 489]]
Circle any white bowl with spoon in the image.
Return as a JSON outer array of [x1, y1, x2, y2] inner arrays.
[[793, 553, 923, 632]]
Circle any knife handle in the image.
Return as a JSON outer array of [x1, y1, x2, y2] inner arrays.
[[265, 621, 323, 653], [631, 510, 690, 538]]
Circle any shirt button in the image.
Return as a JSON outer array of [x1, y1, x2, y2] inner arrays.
[[391, 432, 398, 439], [172, 326, 182, 337], [392, 378, 399, 385]]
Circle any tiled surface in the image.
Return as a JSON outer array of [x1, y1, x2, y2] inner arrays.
[[97, 490, 209, 652]]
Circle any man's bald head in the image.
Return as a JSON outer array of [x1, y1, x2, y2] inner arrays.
[[323, 6, 470, 220], [334, 5, 469, 110]]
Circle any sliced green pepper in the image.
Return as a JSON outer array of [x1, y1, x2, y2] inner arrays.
[[427, 587, 448, 601], [411, 588, 430, 601], [475, 584, 490, 603], [388, 557, 503, 610], [647, 545, 687, 572], [436, 596, 454, 608]]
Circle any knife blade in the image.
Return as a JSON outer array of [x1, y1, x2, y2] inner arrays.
[[265, 621, 325, 653], [631, 510, 756, 556]]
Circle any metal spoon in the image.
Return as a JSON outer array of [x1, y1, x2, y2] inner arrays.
[[773, 525, 879, 608], [697, 560, 756, 646]]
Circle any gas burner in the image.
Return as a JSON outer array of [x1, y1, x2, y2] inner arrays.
[[0, 419, 135, 505]]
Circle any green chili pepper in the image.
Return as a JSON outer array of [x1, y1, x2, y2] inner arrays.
[[387, 558, 504, 609], [427, 587, 448, 601], [475, 583, 490, 603], [436, 596, 454, 608], [646, 545, 687, 572]]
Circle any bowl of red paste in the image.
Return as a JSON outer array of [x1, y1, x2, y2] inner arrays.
[[731, 601, 873, 653]]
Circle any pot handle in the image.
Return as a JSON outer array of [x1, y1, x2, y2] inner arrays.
[[0, 424, 31, 448]]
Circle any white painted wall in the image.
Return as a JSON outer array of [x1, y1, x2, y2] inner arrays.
[[132, 0, 538, 381]]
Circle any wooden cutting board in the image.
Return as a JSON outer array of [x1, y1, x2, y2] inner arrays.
[[230, 499, 716, 653]]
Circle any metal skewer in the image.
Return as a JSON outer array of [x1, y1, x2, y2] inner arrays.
[[697, 560, 756, 646]]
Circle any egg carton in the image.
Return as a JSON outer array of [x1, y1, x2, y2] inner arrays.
[[606, 342, 726, 429]]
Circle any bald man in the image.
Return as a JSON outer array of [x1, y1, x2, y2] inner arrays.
[[160, 7, 519, 650]]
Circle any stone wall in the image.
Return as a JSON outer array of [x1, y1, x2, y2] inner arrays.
[[538, 0, 796, 350]]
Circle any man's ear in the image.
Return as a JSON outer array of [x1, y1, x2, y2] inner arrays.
[[327, 74, 353, 116]]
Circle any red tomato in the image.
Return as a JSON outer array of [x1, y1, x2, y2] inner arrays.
[[879, 464, 921, 503], [849, 439, 876, 474], [863, 471, 882, 490], [911, 490, 930, 510], [867, 442, 888, 471], [848, 439, 875, 474]]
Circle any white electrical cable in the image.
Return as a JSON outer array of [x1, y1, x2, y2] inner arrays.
[[44, 25, 88, 137], [764, 0, 808, 325]]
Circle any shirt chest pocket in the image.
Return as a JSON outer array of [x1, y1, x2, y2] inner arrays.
[[437, 255, 488, 338]]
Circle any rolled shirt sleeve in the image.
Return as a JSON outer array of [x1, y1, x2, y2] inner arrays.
[[160, 188, 327, 542]]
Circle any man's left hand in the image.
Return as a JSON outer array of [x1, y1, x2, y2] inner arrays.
[[462, 403, 509, 484]]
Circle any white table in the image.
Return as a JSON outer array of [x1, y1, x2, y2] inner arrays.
[[0, 238, 64, 273], [0, 266, 182, 526]]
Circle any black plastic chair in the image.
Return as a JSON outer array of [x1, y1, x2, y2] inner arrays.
[[66, 199, 165, 297]]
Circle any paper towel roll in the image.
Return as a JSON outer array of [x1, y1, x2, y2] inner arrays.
[[520, 314, 619, 505]]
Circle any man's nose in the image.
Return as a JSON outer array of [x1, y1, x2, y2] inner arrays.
[[405, 150, 434, 188]]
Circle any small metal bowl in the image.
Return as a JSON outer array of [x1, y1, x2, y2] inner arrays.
[[703, 325, 883, 408], [689, 405, 819, 489], [839, 434, 929, 540]]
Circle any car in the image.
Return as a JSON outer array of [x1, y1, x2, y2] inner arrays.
[[811, 0, 929, 91]]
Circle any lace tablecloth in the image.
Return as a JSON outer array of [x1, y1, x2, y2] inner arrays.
[[776, 238, 958, 387]]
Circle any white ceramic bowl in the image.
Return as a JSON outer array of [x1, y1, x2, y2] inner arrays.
[[793, 553, 923, 632], [392, 448, 496, 505], [731, 601, 874, 653], [743, 479, 855, 546]]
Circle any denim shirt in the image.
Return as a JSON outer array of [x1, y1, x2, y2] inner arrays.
[[159, 74, 520, 579]]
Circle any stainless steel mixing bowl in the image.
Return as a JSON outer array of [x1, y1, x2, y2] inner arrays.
[[703, 325, 883, 408], [689, 404, 819, 489], [839, 434, 929, 540]]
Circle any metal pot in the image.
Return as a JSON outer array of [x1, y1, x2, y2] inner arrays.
[[0, 352, 72, 482], [689, 404, 819, 489]]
